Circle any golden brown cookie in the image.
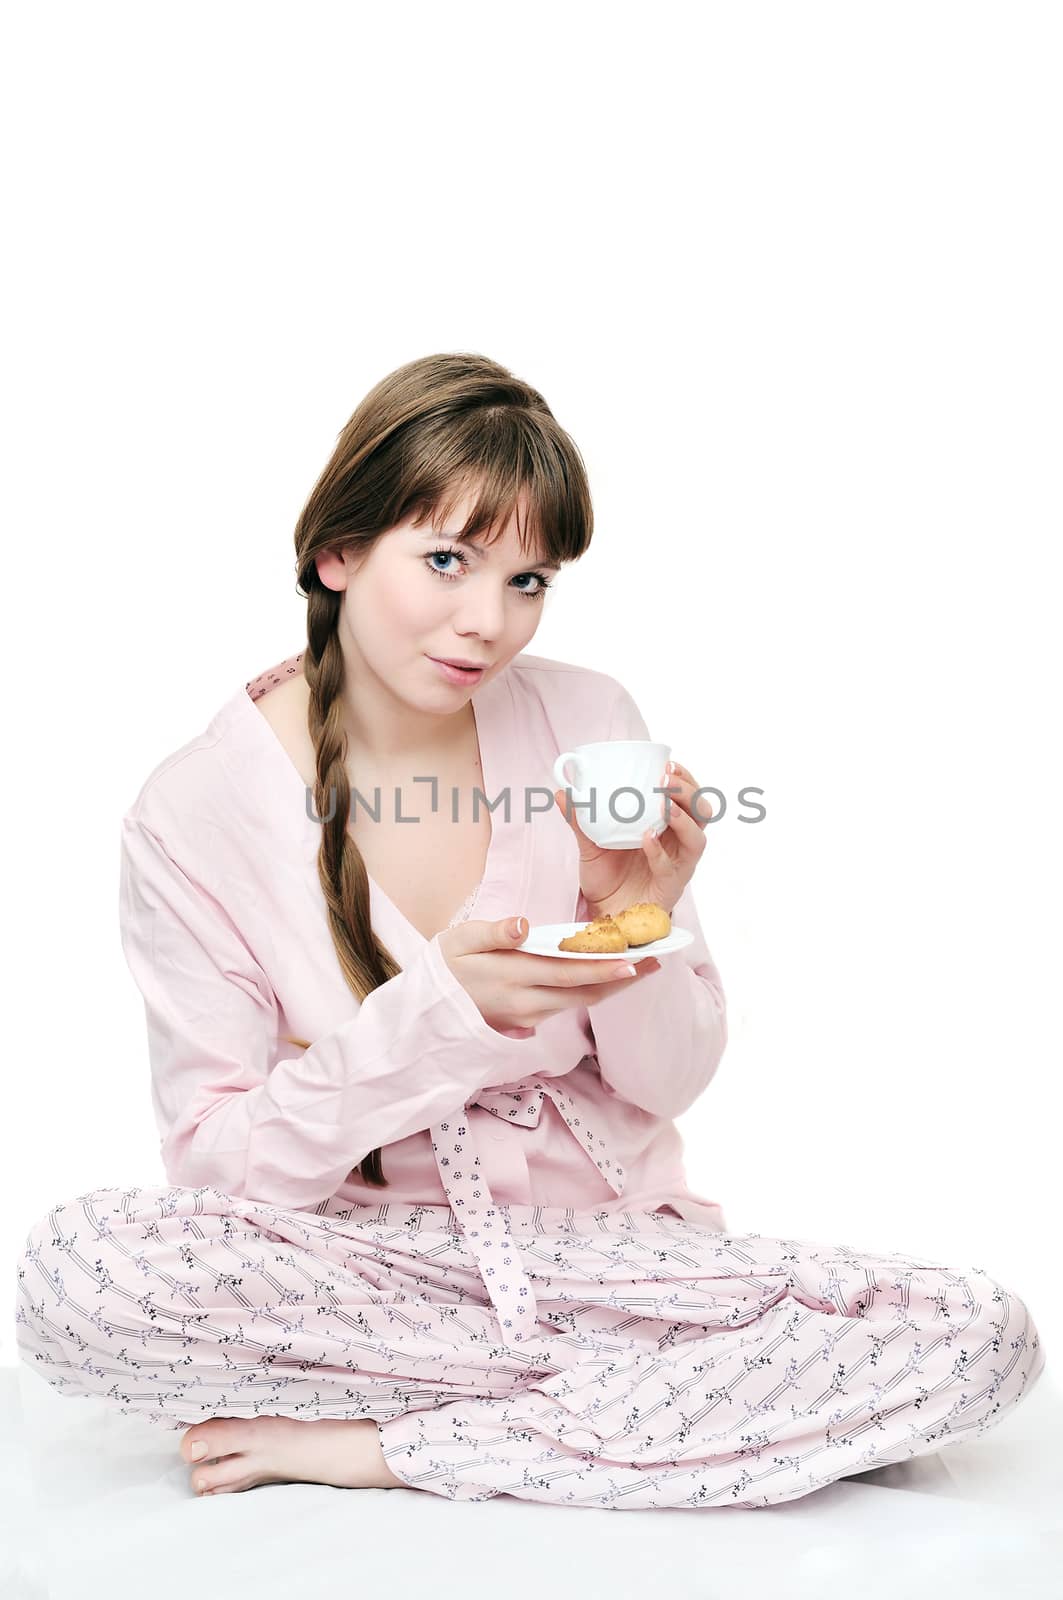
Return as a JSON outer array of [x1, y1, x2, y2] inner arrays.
[[612, 902, 671, 946], [558, 916, 628, 953]]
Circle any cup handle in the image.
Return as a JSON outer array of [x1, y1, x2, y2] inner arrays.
[[553, 751, 584, 793]]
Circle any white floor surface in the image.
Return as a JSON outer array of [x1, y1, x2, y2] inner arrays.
[[3, 1360, 1061, 1599]]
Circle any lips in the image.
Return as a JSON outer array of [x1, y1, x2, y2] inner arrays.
[[432, 657, 489, 669]]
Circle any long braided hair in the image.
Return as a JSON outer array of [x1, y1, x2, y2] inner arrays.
[[283, 352, 593, 1186]]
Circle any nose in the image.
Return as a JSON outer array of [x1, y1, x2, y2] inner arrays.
[[451, 578, 508, 640]]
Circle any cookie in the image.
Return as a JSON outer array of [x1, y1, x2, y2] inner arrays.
[[558, 916, 628, 953], [612, 902, 671, 946]]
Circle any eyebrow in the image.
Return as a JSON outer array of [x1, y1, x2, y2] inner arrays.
[[421, 528, 561, 571]]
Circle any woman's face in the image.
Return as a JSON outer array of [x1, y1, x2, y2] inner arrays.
[[316, 484, 561, 714]]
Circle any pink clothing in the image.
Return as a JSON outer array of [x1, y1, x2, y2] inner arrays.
[[15, 1187, 1045, 1507], [15, 646, 1046, 1508], [116, 650, 729, 1343]]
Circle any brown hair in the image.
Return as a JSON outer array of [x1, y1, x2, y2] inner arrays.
[[283, 352, 593, 1186]]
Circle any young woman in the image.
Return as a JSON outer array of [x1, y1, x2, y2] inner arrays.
[[15, 353, 1044, 1509]]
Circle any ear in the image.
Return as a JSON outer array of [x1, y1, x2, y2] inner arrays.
[[314, 549, 344, 591], [315, 543, 365, 591]]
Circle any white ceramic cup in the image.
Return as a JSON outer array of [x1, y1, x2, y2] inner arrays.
[[552, 739, 672, 849]]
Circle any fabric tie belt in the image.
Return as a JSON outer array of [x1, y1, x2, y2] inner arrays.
[[428, 1069, 627, 1349]]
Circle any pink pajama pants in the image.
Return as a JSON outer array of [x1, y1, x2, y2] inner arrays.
[[13, 1185, 1045, 1510]]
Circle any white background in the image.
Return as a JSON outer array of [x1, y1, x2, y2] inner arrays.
[[2, 2, 1059, 1369]]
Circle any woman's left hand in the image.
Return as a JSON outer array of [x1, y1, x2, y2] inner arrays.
[[553, 759, 712, 921]]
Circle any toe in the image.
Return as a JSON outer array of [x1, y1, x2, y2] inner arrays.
[[191, 1462, 235, 1496], [190, 1454, 257, 1496], [180, 1418, 238, 1464], [180, 1426, 210, 1463]]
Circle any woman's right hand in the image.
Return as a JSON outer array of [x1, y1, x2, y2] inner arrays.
[[437, 915, 661, 1038]]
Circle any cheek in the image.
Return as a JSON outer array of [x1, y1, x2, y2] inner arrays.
[[512, 600, 545, 642], [354, 572, 436, 636]]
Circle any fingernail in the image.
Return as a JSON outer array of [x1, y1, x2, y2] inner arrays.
[[618, 963, 637, 977], [189, 1443, 207, 1460]]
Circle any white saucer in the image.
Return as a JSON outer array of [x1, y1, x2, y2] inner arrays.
[[518, 922, 694, 960]]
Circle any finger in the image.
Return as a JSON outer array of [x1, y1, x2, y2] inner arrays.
[[657, 804, 707, 860], [643, 819, 678, 865], [643, 830, 684, 883], [660, 776, 712, 829], [654, 793, 696, 836], [563, 956, 663, 986], [663, 762, 714, 816], [659, 772, 695, 828], [564, 960, 662, 1001], [586, 956, 661, 984], [577, 963, 662, 1003], [659, 769, 685, 806], [514, 951, 649, 985], [664, 796, 694, 834]]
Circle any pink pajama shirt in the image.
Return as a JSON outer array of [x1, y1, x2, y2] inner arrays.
[[14, 650, 1045, 1507]]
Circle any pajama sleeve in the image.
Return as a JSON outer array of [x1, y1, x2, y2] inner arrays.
[[118, 815, 539, 1211], [579, 682, 728, 1119]]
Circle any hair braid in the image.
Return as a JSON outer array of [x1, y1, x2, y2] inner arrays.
[[284, 351, 593, 1189]]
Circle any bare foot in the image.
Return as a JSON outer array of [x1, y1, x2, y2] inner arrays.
[[178, 1414, 407, 1496]]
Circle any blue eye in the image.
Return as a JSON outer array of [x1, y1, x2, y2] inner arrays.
[[425, 545, 553, 602]]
